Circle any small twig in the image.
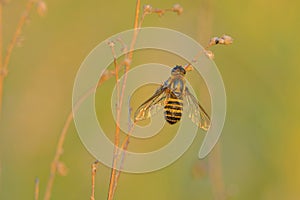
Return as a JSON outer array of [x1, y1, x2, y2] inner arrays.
[[119, 120, 136, 155], [110, 98, 135, 197], [184, 34, 233, 70], [0, 0, 36, 115], [107, 3, 186, 199], [35, 177, 40, 200], [43, 112, 72, 200], [90, 161, 100, 200], [108, 41, 120, 112], [107, 1, 141, 199], [43, 70, 115, 200], [2, 0, 35, 72], [111, 124, 136, 197], [139, 4, 183, 28]]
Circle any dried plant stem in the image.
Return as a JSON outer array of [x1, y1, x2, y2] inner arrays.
[[43, 111, 72, 200], [43, 71, 115, 200], [3, 0, 35, 71], [185, 41, 212, 69], [35, 178, 40, 200], [107, 1, 140, 200], [0, 0, 35, 115], [90, 161, 100, 200], [107, 2, 183, 199], [110, 44, 120, 107], [112, 125, 135, 196]]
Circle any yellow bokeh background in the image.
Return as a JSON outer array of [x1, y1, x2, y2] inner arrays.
[[0, 0, 300, 199]]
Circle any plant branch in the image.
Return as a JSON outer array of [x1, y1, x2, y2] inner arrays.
[[43, 111, 72, 200], [3, 0, 35, 72], [107, 1, 141, 199], [43, 70, 115, 200], [0, 0, 35, 115], [107, 3, 186, 199], [112, 124, 135, 196], [90, 161, 100, 200]]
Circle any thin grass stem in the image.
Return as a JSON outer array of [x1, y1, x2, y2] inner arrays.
[[0, 0, 35, 115], [43, 70, 115, 200], [90, 161, 100, 200], [107, 1, 141, 199]]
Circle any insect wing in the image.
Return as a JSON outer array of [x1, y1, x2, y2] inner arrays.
[[134, 86, 167, 122], [184, 88, 211, 131]]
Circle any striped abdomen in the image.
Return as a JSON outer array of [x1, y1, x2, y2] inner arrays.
[[164, 98, 183, 124]]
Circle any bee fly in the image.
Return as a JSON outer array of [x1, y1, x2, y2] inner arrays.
[[134, 65, 210, 131]]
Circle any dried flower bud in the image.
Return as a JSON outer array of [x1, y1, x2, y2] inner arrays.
[[57, 162, 68, 176], [220, 34, 233, 45], [209, 35, 233, 47], [143, 4, 153, 14], [205, 50, 214, 60], [36, 0, 47, 17], [172, 4, 183, 15], [208, 37, 219, 46], [107, 41, 115, 48]]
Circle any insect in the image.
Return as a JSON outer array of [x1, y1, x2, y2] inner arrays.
[[134, 65, 210, 131]]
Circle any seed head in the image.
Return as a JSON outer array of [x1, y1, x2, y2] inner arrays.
[[219, 34, 233, 45], [209, 37, 220, 46], [36, 0, 47, 17], [107, 41, 115, 48], [172, 4, 183, 15], [143, 4, 153, 14], [57, 162, 68, 176], [208, 35, 233, 47], [205, 50, 214, 60]]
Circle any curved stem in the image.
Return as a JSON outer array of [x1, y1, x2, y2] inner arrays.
[[0, 0, 35, 116], [43, 71, 115, 200], [107, 1, 141, 200]]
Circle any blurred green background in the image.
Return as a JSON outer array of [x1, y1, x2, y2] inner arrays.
[[0, 0, 300, 199]]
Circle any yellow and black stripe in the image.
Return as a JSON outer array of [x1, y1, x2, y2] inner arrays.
[[164, 98, 183, 124]]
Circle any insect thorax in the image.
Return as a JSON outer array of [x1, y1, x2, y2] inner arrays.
[[169, 76, 185, 98]]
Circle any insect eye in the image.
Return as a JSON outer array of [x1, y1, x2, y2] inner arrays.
[[180, 68, 186, 75], [171, 65, 186, 75]]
